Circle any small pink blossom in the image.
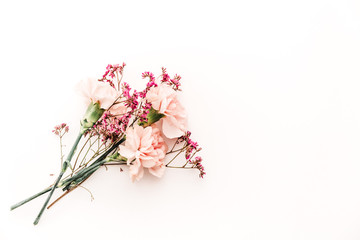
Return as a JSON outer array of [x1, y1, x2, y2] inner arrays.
[[160, 67, 181, 90], [90, 111, 126, 143], [161, 67, 170, 83], [100, 63, 126, 88], [139, 72, 158, 98], [119, 124, 168, 182], [170, 74, 181, 90], [52, 123, 69, 136], [146, 83, 187, 139], [189, 156, 205, 178], [141, 71, 155, 82]]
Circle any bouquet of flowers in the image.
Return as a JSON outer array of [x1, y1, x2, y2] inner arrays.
[[10, 63, 205, 225]]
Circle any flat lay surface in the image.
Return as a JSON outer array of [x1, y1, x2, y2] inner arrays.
[[1, 0, 360, 239]]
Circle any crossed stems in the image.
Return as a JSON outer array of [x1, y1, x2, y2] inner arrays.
[[11, 134, 200, 213], [10, 136, 126, 212]]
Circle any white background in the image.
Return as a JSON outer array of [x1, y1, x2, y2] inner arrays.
[[1, 0, 360, 239]]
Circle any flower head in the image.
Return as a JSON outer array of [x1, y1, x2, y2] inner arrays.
[[146, 83, 187, 139], [119, 124, 168, 181], [76, 78, 124, 114]]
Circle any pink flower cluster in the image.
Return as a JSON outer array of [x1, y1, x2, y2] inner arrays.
[[90, 111, 125, 142], [160, 67, 181, 90], [52, 123, 69, 136], [140, 71, 158, 98], [99, 63, 126, 89], [180, 131, 200, 159], [121, 82, 139, 110], [176, 131, 205, 177], [78, 63, 204, 181], [138, 101, 152, 122], [189, 156, 206, 178]]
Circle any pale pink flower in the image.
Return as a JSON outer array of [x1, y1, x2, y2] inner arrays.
[[146, 83, 187, 139], [119, 124, 168, 182], [76, 78, 126, 115]]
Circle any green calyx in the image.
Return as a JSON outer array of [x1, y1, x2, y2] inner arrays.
[[139, 107, 165, 127], [80, 102, 105, 133], [106, 152, 127, 162]]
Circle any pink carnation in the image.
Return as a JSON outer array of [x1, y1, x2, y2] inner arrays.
[[76, 78, 126, 115], [146, 83, 187, 138], [119, 124, 168, 182]]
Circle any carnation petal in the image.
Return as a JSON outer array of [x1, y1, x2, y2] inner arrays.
[[130, 159, 144, 182], [76, 78, 119, 111], [140, 127, 153, 147], [119, 146, 135, 162], [162, 117, 185, 139], [126, 127, 140, 150], [149, 164, 165, 178], [141, 159, 157, 168]]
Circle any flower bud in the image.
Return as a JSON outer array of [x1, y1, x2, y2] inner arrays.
[[106, 152, 127, 162], [139, 107, 165, 127], [80, 101, 105, 133]]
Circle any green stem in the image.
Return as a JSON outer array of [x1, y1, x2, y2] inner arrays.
[[10, 135, 126, 214], [61, 161, 105, 189], [62, 136, 126, 191], [11, 187, 52, 211], [33, 132, 83, 225], [72, 137, 90, 175]]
